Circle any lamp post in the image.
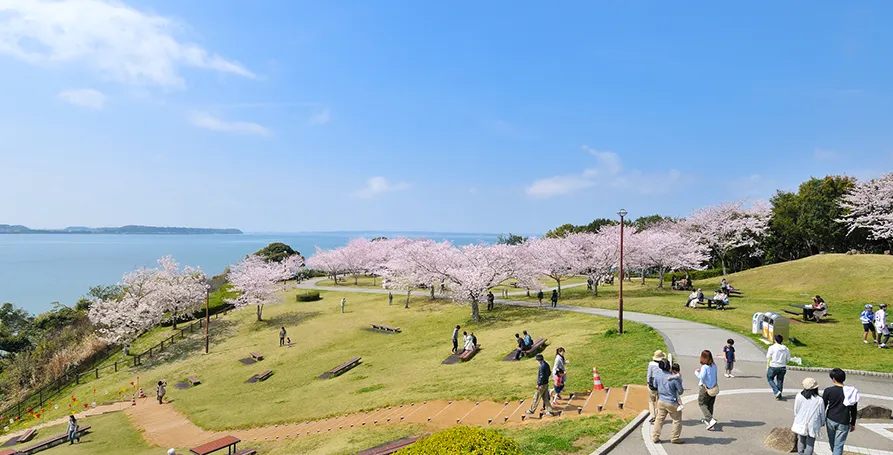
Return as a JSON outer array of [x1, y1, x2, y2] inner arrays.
[[617, 209, 628, 334], [204, 284, 210, 354]]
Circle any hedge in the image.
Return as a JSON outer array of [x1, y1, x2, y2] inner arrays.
[[666, 268, 724, 282], [396, 427, 521, 455], [296, 291, 321, 302]]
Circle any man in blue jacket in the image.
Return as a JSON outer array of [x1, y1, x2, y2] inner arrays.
[[526, 354, 557, 416]]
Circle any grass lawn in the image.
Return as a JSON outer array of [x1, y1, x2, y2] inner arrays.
[[524, 254, 893, 372], [8, 412, 161, 455], [9, 289, 662, 437]]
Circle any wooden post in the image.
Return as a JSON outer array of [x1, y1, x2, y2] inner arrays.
[[95, 368, 99, 379], [115, 361, 118, 372]]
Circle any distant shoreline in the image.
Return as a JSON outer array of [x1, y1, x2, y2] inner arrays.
[[0, 225, 242, 235]]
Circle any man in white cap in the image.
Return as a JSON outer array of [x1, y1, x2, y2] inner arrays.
[[647, 350, 666, 423]]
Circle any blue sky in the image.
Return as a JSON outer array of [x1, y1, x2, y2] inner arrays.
[[1, 1, 891, 235]]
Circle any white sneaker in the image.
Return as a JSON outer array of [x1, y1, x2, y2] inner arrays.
[[723, 374, 729, 378], [677, 404, 684, 411], [706, 418, 717, 430], [864, 340, 869, 344], [728, 374, 735, 378]]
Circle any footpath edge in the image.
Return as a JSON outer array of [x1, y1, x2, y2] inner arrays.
[[589, 409, 650, 455]]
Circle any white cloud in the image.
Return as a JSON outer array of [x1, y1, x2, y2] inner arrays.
[[189, 112, 270, 136], [813, 149, 837, 161], [352, 177, 410, 199], [309, 108, 331, 126], [526, 146, 686, 198], [57, 88, 105, 109], [0, 0, 254, 88]]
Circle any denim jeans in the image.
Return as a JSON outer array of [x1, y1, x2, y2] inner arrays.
[[797, 434, 815, 455], [826, 419, 849, 455], [767, 366, 786, 395]]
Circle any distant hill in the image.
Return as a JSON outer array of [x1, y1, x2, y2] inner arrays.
[[0, 224, 242, 235]]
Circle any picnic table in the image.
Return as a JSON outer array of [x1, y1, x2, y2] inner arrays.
[[318, 357, 361, 379], [787, 304, 825, 322], [250, 352, 264, 361], [190, 435, 241, 455]]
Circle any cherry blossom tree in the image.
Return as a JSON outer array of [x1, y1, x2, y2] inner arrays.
[[155, 255, 207, 329], [567, 232, 617, 296], [379, 239, 446, 308], [336, 238, 375, 285], [523, 237, 582, 295], [636, 223, 709, 288], [437, 244, 522, 321], [306, 247, 345, 282], [684, 200, 771, 275], [88, 267, 163, 353], [838, 173, 893, 242], [227, 254, 296, 321]]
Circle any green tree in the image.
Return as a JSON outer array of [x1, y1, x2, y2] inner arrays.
[[496, 233, 528, 245], [545, 218, 618, 238], [633, 214, 672, 230], [255, 242, 300, 263]]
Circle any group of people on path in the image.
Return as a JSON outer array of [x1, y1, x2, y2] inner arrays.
[[648, 348, 722, 445], [860, 303, 890, 347], [535, 289, 559, 307], [450, 325, 478, 353], [790, 368, 859, 455]]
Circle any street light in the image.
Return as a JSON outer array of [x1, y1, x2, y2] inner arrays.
[[617, 209, 628, 334], [204, 283, 211, 354]]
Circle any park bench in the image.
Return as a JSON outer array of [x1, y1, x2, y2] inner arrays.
[[250, 352, 264, 361], [17, 429, 36, 443], [371, 323, 401, 333], [0, 449, 15, 455], [356, 436, 421, 455], [254, 370, 273, 382], [459, 345, 481, 361], [318, 357, 362, 379], [188, 376, 201, 386], [190, 435, 241, 455], [232, 450, 257, 455], [18, 426, 90, 454], [521, 338, 547, 357]]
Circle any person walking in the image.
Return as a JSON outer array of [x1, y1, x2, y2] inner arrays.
[[767, 334, 791, 399], [451, 325, 460, 354], [67, 415, 80, 444], [823, 368, 859, 455], [791, 377, 825, 455], [279, 327, 287, 347], [537, 289, 544, 306], [860, 304, 876, 344], [388, 291, 393, 306], [340, 298, 346, 313], [552, 347, 568, 400], [651, 359, 684, 445], [694, 350, 719, 430], [526, 354, 557, 416], [875, 303, 890, 348], [156, 380, 166, 405], [550, 290, 559, 308], [647, 350, 666, 423], [487, 291, 495, 311]]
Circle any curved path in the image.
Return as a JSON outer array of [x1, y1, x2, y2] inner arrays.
[[297, 278, 767, 362]]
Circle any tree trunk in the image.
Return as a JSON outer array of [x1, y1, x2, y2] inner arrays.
[[405, 290, 411, 309], [430, 285, 435, 300], [657, 267, 665, 289], [471, 298, 480, 322], [256, 304, 264, 321], [526, 288, 530, 297], [354, 274, 359, 285], [640, 268, 646, 285], [591, 276, 599, 296], [172, 314, 178, 330], [557, 279, 562, 296], [721, 257, 727, 276]]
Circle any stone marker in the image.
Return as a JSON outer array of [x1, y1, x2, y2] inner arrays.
[[764, 427, 796, 453], [857, 405, 892, 420]]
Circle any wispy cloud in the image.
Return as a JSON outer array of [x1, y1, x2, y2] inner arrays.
[[526, 145, 685, 198], [189, 112, 270, 136], [57, 88, 106, 109], [813, 148, 838, 161], [309, 107, 332, 126], [352, 177, 410, 199], [0, 0, 254, 88]]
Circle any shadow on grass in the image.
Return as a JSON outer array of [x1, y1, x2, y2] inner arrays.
[[136, 319, 240, 369], [262, 311, 322, 329]]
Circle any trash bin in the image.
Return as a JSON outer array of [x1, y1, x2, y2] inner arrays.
[[758, 312, 789, 344], [752, 312, 762, 334]]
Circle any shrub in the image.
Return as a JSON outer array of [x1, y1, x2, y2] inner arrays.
[[296, 291, 321, 302], [666, 268, 724, 282], [397, 427, 522, 455]]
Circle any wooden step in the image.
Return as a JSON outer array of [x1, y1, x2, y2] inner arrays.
[[580, 389, 608, 414], [601, 387, 625, 413]]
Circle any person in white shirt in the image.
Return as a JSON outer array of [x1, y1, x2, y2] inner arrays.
[[791, 377, 825, 455], [766, 334, 791, 400], [875, 303, 890, 348]]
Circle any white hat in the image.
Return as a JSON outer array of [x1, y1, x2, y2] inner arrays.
[[168, 449, 176, 455]]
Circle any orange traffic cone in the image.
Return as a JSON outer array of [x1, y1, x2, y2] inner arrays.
[[592, 367, 605, 391]]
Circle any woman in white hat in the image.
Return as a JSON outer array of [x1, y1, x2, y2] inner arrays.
[[791, 377, 824, 455]]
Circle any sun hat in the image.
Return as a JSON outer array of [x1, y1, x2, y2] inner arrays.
[[866, 304, 873, 309], [802, 377, 819, 390], [535, 354, 544, 361], [652, 350, 666, 361]]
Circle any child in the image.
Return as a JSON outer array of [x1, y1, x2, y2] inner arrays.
[[551, 368, 566, 404], [861, 304, 877, 344], [669, 362, 684, 411], [723, 339, 736, 378]]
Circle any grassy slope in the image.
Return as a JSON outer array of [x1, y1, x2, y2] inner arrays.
[[529, 254, 893, 371], [7, 412, 160, 455], [10, 290, 662, 436]]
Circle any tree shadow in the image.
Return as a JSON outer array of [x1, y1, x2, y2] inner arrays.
[[262, 311, 321, 329], [133, 319, 240, 369], [678, 436, 737, 446]]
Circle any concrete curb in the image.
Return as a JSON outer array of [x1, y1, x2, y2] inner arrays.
[[589, 409, 650, 455], [788, 365, 893, 379]]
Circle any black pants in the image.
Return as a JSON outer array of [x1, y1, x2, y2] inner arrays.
[[279, 337, 285, 347], [452, 339, 458, 353], [551, 301, 557, 307]]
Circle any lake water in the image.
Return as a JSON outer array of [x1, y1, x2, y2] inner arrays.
[[0, 232, 498, 314]]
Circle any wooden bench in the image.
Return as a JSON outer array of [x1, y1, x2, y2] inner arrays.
[[0, 449, 15, 455], [232, 450, 257, 455], [18, 426, 90, 454], [190, 435, 241, 455], [18, 429, 36, 443], [371, 323, 401, 333], [250, 352, 264, 361], [521, 338, 547, 357], [318, 357, 362, 379], [254, 370, 273, 381], [188, 376, 201, 386], [459, 346, 480, 361], [356, 436, 421, 455]]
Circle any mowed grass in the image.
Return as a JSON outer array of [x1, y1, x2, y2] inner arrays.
[[21, 290, 663, 434], [533, 254, 893, 371], [6, 412, 161, 455]]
